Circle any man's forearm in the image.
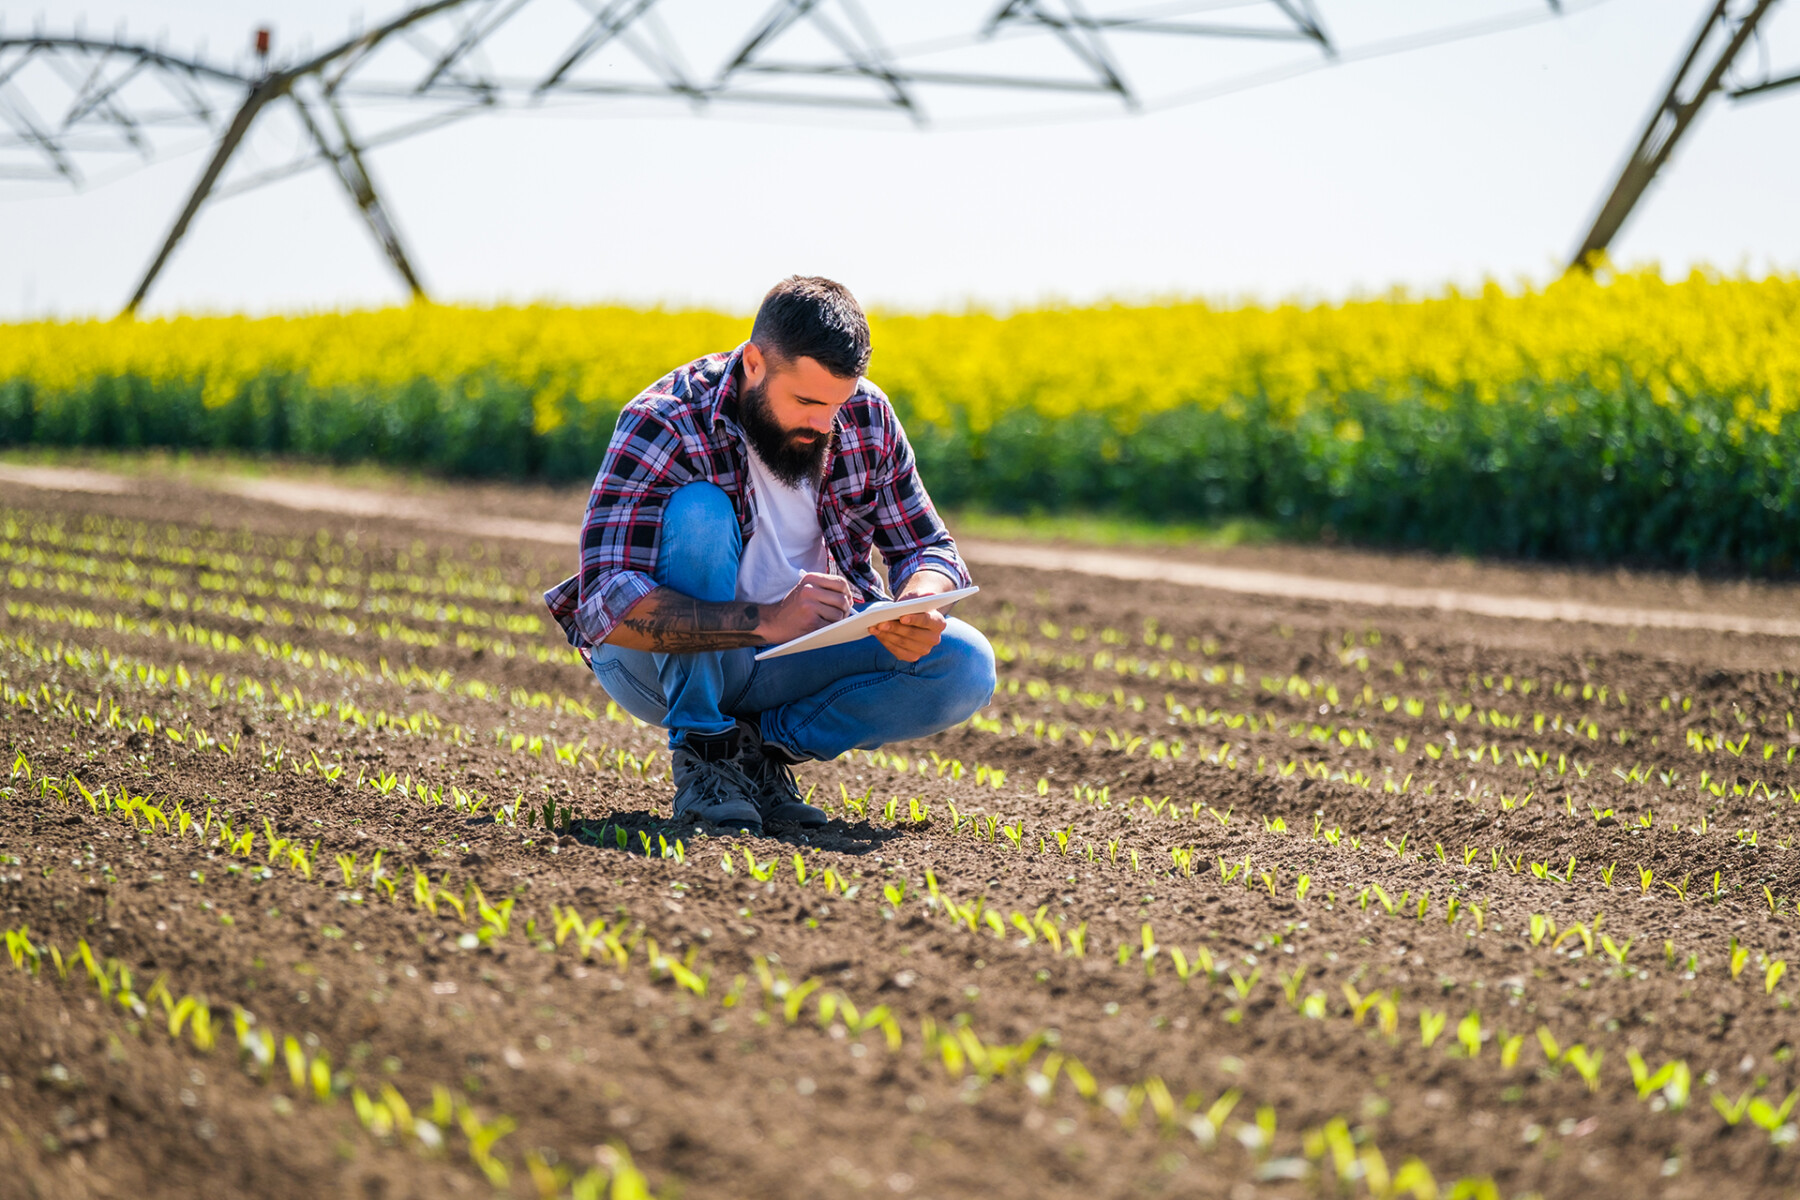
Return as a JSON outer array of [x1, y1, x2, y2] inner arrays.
[[605, 587, 764, 653]]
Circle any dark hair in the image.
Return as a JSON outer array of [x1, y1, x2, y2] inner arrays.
[[749, 276, 872, 379]]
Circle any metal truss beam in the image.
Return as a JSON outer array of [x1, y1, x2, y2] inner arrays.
[[1730, 66, 1800, 97], [1569, 0, 1785, 272], [986, 0, 1137, 105], [537, 0, 665, 93], [5, 1, 1580, 316], [120, 0, 465, 314], [121, 77, 282, 314], [291, 88, 426, 298]]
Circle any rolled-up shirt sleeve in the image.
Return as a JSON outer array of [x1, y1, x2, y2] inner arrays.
[[546, 405, 691, 649], [870, 406, 972, 593]]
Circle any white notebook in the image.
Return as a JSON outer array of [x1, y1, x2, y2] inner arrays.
[[754, 586, 980, 661]]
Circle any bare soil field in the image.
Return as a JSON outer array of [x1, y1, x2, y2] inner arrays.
[[4, 471, 1800, 1200]]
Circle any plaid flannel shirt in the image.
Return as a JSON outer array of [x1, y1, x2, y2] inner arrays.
[[544, 344, 971, 655]]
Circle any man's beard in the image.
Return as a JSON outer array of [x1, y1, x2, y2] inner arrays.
[[740, 377, 835, 489]]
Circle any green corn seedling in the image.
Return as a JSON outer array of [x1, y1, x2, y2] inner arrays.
[[1564, 1045, 1602, 1093], [1341, 983, 1381, 1026], [1713, 1091, 1754, 1126], [1228, 968, 1261, 1001], [1456, 1011, 1482, 1058], [1747, 1091, 1799, 1135], [1281, 965, 1307, 1007]]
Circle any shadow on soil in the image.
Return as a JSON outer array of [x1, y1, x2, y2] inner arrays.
[[564, 812, 906, 857]]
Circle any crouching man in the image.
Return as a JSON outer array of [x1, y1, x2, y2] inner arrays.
[[543, 276, 995, 835]]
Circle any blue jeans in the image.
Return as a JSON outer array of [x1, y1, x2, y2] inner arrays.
[[588, 482, 996, 761]]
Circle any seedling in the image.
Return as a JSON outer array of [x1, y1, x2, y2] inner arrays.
[[1713, 1091, 1753, 1126], [1626, 1050, 1688, 1102], [1169, 945, 1212, 983], [1552, 921, 1595, 956], [1227, 967, 1261, 1001], [1455, 1011, 1482, 1058], [1341, 984, 1383, 1028], [412, 869, 438, 915], [1747, 1091, 1799, 1135], [1564, 1045, 1603, 1092], [1280, 965, 1307, 1007], [1730, 938, 1750, 980], [741, 849, 774, 882]]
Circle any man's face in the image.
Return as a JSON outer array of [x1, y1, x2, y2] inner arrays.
[[739, 343, 859, 488]]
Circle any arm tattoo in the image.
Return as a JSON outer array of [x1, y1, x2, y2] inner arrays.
[[612, 588, 763, 653]]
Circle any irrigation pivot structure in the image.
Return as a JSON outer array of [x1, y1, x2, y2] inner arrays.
[[16, 0, 1771, 313], [3, 0, 1367, 314]]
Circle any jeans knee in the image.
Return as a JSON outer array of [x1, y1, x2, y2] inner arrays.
[[658, 482, 741, 602], [924, 620, 996, 721]]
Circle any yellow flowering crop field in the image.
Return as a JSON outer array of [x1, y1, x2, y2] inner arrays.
[[2, 269, 1797, 568]]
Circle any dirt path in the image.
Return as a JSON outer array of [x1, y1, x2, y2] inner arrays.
[[958, 540, 1800, 639], [215, 476, 575, 546], [0, 462, 131, 494]]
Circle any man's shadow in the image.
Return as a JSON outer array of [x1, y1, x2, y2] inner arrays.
[[564, 809, 905, 854]]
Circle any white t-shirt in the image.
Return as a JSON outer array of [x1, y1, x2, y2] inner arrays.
[[735, 444, 831, 605]]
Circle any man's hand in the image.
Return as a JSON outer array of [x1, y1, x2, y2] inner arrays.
[[760, 572, 854, 645], [872, 570, 957, 663]]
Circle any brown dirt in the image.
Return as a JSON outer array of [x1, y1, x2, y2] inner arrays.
[[3, 470, 1800, 1200]]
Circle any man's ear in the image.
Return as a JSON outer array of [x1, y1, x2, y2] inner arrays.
[[742, 342, 765, 387]]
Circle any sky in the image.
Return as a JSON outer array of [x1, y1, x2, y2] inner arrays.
[[3, 0, 1798, 319]]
